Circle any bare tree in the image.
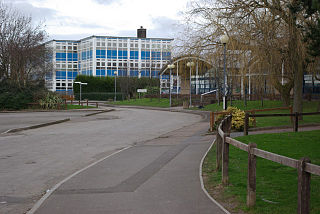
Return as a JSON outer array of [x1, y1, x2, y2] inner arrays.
[[0, 1, 49, 88], [178, 0, 319, 112]]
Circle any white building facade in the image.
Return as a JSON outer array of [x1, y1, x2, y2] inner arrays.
[[45, 27, 173, 93]]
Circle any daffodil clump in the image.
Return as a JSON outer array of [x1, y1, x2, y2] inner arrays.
[[214, 106, 254, 131]]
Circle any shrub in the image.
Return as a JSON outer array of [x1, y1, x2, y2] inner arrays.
[[214, 106, 254, 131], [38, 92, 63, 109], [73, 75, 159, 100], [74, 92, 124, 101], [0, 81, 46, 110]]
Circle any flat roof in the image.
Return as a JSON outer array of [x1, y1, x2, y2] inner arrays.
[[46, 35, 174, 44]]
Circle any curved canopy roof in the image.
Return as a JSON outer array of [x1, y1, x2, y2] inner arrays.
[[160, 55, 215, 77]]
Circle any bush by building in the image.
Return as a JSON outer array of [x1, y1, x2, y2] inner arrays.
[[0, 81, 47, 110], [73, 75, 159, 100]]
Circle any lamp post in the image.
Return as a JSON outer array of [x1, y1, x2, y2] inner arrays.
[[220, 34, 229, 110], [187, 61, 195, 107], [74, 81, 88, 101], [167, 64, 175, 107], [114, 71, 118, 102]]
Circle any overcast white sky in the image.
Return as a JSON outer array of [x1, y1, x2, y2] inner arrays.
[[5, 0, 191, 41]]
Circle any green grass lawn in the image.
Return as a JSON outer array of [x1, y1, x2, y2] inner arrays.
[[203, 130, 320, 214], [204, 100, 320, 128], [201, 100, 320, 112], [109, 98, 320, 127], [66, 104, 95, 109], [254, 101, 320, 127], [201, 100, 287, 112], [110, 98, 170, 108]]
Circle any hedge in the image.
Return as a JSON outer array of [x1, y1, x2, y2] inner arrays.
[[73, 75, 160, 100], [74, 92, 124, 101], [0, 81, 47, 110]]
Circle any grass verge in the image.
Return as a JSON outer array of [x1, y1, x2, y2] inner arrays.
[[110, 98, 170, 108], [202, 100, 320, 128], [66, 104, 95, 109], [203, 130, 320, 214]]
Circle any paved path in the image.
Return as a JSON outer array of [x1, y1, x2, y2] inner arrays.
[[32, 120, 226, 214], [0, 108, 216, 214]]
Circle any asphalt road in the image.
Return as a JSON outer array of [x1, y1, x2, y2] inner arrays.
[[0, 108, 203, 214], [0, 111, 98, 133], [34, 120, 226, 214]]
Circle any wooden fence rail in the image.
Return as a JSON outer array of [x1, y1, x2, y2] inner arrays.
[[244, 111, 320, 135], [210, 106, 293, 132], [68, 100, 99, 108], [216, 115, 320, 214]]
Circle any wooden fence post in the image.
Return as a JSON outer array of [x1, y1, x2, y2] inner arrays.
[[222, 116, 232, 186], [96, 102, 98, 108], [210, 112, 214, 132], [216, 126, 222, 171], [227, 115, 232, 135], [244, 112, 249, 136], [247, 143, 257, 208], [86, 99, 89, 106], [294, 112, 299, 132], [252, 111, 256, 127], [297, 157, 311, 214], [290, 106, 293, 123]]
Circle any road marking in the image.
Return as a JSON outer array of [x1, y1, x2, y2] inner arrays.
[[27, 146, 132, 214], [199, 139, 231, 214]]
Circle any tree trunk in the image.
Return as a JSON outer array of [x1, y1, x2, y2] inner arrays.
[[293, 66, 304, 114], [288, 5, 303, 115], [273, 79, 293, 107]]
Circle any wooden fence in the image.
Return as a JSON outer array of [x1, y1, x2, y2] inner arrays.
[[59, 94, 74, 101], [244, 111, 320, 135], [28, 100, 99, 110], [215, 115, 320, 213], [210, 106, 293, 132], [68, 100, 99, 108]]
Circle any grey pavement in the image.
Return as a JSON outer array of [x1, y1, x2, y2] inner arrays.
[[0, 108, 205, 214], [33, 120, 225, 214], [0, 110, 102, 134]]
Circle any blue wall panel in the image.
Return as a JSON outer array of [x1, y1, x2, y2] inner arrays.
[[56, 71, 66, 80], [130, 51, 138, 60], [96, 69, 106, 76]]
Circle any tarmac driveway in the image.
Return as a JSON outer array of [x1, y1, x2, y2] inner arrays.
[[0, 108, 202, 214]]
